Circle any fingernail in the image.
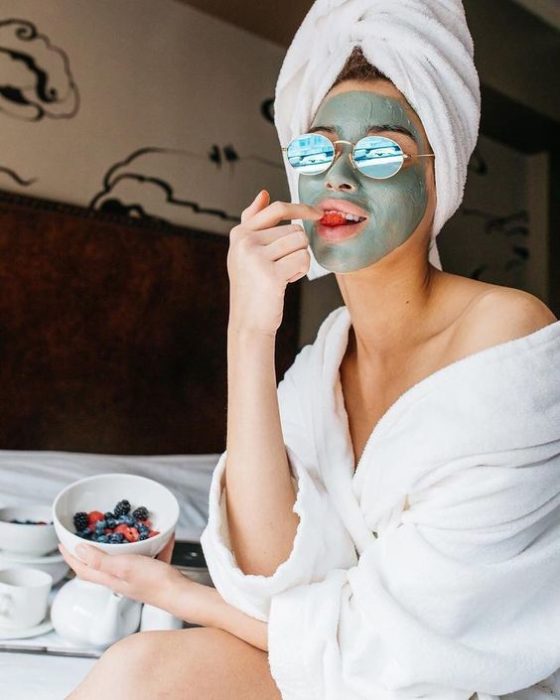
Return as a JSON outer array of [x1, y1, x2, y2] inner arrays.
[[254, 189, 264, 202]]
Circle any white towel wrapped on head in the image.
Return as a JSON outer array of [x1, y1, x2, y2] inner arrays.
[[273, 0, 481, 279]]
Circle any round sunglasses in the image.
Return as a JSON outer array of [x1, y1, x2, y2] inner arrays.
[[281, 133, 435, 180]]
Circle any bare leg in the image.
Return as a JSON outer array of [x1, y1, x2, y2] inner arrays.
[[65, 627, 282, 700]]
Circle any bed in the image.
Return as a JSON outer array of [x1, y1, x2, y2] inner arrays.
[[0, 189, 302, 699]]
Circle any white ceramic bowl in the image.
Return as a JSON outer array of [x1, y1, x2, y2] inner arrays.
[[0, 505, 58, 556], [0, 549, 70, 585], [52, 473, 180, 558]]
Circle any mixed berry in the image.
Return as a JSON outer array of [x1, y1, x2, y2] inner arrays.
[[72, 499, 159, 544]]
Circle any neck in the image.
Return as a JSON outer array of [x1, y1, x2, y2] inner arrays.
[[335, 250, 446, 370]]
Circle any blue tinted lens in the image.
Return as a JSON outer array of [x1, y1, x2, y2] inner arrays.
[[353, 136, 404, 179], [286, 133, 334, 175]]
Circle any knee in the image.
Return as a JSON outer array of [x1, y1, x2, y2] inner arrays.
[[103, 629, 174, 667]]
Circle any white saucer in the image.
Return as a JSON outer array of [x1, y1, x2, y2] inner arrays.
[[0, 548, 63, 563], [0, 603, 53, 639]]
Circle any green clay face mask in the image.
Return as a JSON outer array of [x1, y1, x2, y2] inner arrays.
[[298, 90, 430, 273]]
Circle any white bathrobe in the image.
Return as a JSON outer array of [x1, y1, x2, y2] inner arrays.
[[200, 305, 560, 700]]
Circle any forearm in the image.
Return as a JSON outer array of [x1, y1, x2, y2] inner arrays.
[[169, 579, 268, 652], [224, 324, 299, 576]]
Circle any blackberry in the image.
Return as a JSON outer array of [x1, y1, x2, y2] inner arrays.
[[114, 500, 131, 517], [73, 512, 89, 532], [132, 506, 149, 521]]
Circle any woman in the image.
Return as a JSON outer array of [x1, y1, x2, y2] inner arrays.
[[60, 25, 560, 700]]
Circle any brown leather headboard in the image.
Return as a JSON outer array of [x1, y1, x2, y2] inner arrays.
[[0, 190, 301, 454]]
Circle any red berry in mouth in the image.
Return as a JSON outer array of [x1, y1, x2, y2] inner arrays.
[[319, 211, 347, 226]]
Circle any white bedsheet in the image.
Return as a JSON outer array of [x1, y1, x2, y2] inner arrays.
[[0, 449, 219, 700]]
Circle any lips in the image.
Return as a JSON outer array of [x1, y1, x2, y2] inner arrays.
[[315, 198, 370, 220], [314, 197, 370, 243]]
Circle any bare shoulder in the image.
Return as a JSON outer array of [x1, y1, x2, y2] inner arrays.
[[451, 286, 558, 357]]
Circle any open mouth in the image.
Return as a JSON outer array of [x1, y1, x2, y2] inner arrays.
[[316, 209, 368, 243]]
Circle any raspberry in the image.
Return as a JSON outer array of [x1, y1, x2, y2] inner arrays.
[[73, 512, 89, 531], [114, 524, 130, 535], [87, 511, 105, 527], [320, 211, 347, 226], [114, 500, 131, 517], [122, 526, 139, 542], [132, 506, 149, 521]]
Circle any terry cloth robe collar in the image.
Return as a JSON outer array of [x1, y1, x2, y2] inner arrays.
[[201, 304, 560, 699]]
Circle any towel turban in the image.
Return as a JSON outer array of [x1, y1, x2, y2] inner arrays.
[[273, 0, 481, 279]]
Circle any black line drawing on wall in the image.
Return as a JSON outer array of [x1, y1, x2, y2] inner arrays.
[[0, 18, 79, 121], [261, 98, 274, 124], [460, 208, 530, 279], [467, 146, 488, 175], [89, 145, 289, 226], [0, 164, 36, 186], [89, 147, 241, 224]]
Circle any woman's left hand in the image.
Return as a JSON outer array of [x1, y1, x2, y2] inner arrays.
[[58, 533, 190, 612]]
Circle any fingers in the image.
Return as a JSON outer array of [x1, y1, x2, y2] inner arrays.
[[242, 200, 322, 232], [240, 189, 270, 224], [264, 227, 309, 262], [58, 542, 123, 590], [275, 248, 310, 282]]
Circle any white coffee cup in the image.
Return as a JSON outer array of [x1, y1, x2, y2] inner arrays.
[[0, 567, 53, 629], [140, 603, 183, 631]]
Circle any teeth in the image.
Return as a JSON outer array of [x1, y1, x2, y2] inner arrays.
[[324, 209, 364, 222]]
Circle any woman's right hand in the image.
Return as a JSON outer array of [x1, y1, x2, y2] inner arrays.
[[227, 190, 323, 336]]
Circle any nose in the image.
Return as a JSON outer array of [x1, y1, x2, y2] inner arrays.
[[324, 144, 359, 193]]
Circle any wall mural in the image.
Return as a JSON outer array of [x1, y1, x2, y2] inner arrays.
[[0, 18, 79, 121], [0, 165, 35, 187], [88, 142, 284, 227], [460, 208, 529, 280], [459, 145, 530, 280], [90, 147, 250, 225]]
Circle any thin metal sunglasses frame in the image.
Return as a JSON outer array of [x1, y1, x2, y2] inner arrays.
[[281, 134, 435, 179]]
